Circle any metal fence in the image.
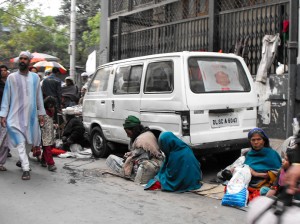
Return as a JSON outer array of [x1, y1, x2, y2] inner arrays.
[[109, 0, 289, 75]]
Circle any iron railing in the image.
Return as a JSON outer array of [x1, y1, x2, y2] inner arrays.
[[109, 0, 289, 75]]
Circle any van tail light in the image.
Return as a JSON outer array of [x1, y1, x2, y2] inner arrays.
[[180, 112, 190, 136]]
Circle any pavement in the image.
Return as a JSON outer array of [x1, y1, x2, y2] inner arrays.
[[1, 149, 247, 224], [270, 138, 285, 153]]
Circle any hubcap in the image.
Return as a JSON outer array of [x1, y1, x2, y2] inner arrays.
[[93, 134, 103, 151]]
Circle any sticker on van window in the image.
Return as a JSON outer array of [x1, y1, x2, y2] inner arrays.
[[197, 61, 244, 92], [210, 113, 239, 128]]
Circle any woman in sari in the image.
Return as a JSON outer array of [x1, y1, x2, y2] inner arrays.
[[145, 132, 202, 192]]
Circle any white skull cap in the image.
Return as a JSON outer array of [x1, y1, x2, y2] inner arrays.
[[19, 51, 33, 59]]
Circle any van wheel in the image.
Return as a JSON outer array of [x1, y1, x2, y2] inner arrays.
[[90, 127, 110, 158]]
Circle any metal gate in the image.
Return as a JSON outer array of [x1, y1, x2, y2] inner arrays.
[[109, 0, 290, 75]]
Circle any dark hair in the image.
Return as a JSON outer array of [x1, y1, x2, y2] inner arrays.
[[286, 148, 295, 164], [52, 67, 59, 74], [0, 65, 8, 70], [127, 125, 150, 142], [248, 127, 270, 147], [44, 96, 57, 109]]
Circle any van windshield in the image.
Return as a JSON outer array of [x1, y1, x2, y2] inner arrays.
[[188, 57, 251, 93]]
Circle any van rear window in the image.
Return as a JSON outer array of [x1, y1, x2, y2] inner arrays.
[[188, 57, 251, 93]]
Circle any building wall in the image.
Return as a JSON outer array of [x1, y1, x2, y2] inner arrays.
[[99, 0, 298, 139]]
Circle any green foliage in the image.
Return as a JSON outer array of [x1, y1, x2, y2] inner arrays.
[[0, 0, 101, 68], [0, 2, 69, 66], [82, 13, 100, 52], [58, 0, 101, 66]]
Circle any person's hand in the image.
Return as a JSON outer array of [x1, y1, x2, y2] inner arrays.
[[266, 189, 276, 197], [53, 124, 59, 129], [284, 164, 300, 195], [250, 168, 268, 179], [124, 152, 132, 158], [0, 117, 6, 128], [38, 115, 44, 127]]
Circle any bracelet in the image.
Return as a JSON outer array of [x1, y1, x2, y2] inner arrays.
[[292, 163, 300, 166]]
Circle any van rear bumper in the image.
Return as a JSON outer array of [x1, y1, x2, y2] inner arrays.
[[191, 138, 250, 156]]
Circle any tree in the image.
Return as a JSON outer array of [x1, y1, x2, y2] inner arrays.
[[57, 0, 101, 66], [0, 2, 69, 67], [82, 12, 100, 55]]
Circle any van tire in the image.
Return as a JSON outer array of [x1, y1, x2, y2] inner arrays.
[[90, 127, 110, 158]]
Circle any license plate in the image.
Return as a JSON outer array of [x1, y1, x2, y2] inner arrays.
[[210, 113, 239, 128]]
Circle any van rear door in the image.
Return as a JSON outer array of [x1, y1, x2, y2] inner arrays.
[[140, 57, 188, 135], [185, 55, 257, 145]]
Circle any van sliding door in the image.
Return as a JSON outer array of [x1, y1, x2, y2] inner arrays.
[[106, 64, 143, 142]]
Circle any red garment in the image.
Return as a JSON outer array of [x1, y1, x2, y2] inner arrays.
[[42, 146, 55, 166], [32, 146, 41, 157], [51, 148, 66, 156], [248, 187, 260, 202], [147, 180, 162, 190], [46, 109, 54, 117], [282, 20, 289, 33]]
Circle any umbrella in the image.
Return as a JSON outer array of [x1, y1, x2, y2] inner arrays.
[[10, 52, 59, 63], [33, 61, 67, 74]]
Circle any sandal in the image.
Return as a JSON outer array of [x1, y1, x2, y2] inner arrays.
[[0, 166, 7, 171], [22, 171, 30, 180], [16, 160, 21, 168]]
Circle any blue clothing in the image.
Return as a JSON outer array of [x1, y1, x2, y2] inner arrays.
[[244, 147, 281, 172], [0, 71, 46, 147], [145, 132, 202, 192]]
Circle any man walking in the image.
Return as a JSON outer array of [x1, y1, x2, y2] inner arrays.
[[42, 67, 62, 110], [0, 65, 10, 170], [0, 51, 46, 180]]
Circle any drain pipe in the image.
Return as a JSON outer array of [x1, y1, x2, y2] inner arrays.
[[287, 0, 299, 137]]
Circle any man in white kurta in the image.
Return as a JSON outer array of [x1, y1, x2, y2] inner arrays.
[[0, 51, 46, 180]]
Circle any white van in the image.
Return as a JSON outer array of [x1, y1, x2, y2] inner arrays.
[[82, 51, 257, 158]]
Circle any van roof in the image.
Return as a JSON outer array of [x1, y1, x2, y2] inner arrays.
[[98, 51, 242, 68]]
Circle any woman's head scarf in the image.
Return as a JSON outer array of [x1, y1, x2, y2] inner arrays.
[[158, 131, 190, 157], [123, 115, 141, 129], [248, 127, 270, 148]]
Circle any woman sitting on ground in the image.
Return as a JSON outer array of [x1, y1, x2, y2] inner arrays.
[[145, 132, 202, 192], [244, 128, 282, 189], [218, 128, 282, 187]]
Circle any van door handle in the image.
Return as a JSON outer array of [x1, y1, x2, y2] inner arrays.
[[101, 100, 105, 104], [112, 100, 115, 111]]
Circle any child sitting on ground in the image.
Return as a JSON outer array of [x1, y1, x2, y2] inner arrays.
[[260, 148, 294, 197], [40, 96, 58, 171]]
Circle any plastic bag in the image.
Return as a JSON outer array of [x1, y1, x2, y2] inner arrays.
[[222, 187, 249, 207], [222, 165, 251, 207], [227, 165, 251, 194], [70, 143, 83, 153]]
